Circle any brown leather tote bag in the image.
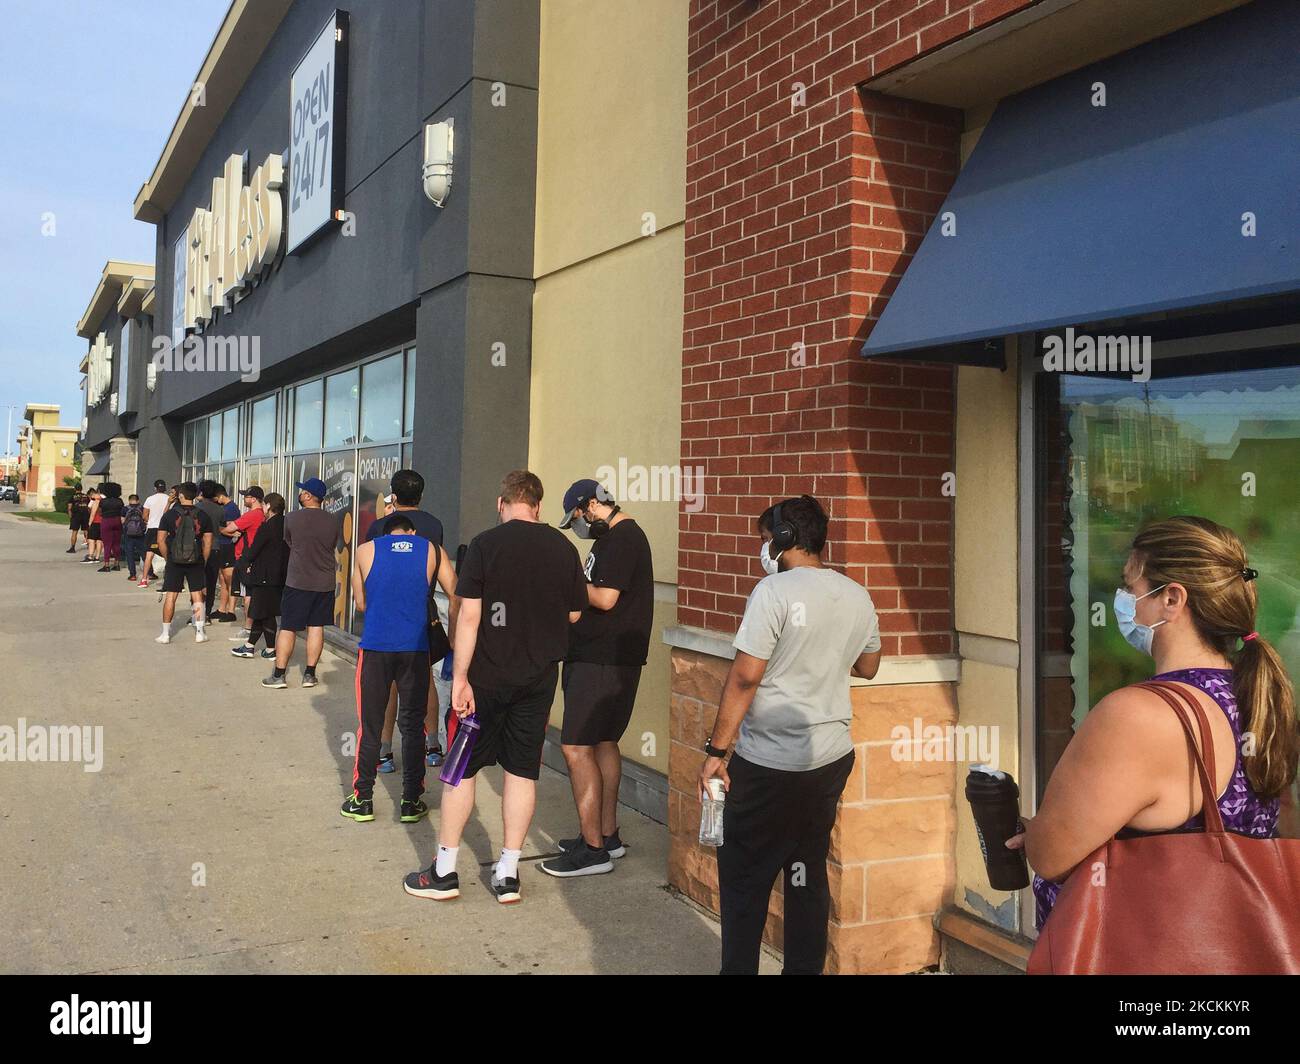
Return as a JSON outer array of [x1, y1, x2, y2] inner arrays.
[[1028, 680, 1300, 974]]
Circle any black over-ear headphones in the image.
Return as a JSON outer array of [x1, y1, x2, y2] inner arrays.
[[768, 500, 798, 554]]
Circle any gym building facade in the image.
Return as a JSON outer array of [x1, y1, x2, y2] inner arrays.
[[666, 0, 1300, 974], [75, 1, 685, 821]]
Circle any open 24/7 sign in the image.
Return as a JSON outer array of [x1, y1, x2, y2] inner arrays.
[[287, 10, 349, 253]]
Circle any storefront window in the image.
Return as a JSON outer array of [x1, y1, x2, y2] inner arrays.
[[321, 450, 356, 629], [1036, 354, 1300, 797], [289, 454, 320, 509], [222, 407, 240, 461], [360, 354, 403, 443], [245, 458, 276, 495], [249, 395, 276, 456], [192, 420, 206, 466], [324, 369, 360, 448], [207, 417, 221, 463], [183, 422, 194, 465], [294, 380, 324, 452], [404, 348, 416, 435]]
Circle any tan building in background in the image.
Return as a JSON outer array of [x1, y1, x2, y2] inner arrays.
[[528, 0, 688, 817], [17, 404, 79, 510]]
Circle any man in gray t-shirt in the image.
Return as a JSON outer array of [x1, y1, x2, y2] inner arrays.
[[700, 494, 882, 975]]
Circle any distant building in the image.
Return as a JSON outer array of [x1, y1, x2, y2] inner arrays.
[[17, 404, 78, 510]]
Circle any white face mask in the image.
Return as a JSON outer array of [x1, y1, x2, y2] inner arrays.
[[760, 540, 781, 576], [1114, 584, 1167, 657]]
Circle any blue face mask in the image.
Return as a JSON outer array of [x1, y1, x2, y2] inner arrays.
[[1114, 584, 1167, 657]]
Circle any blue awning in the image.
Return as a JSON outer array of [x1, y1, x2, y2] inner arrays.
[[861, 0, 1300, 362]]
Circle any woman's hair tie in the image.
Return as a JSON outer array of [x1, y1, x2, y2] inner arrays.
[[1242, 567, 1258, 582], [1243, 631, 1260, 643]]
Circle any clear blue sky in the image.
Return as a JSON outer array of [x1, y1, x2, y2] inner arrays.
[[0, 0, 230, 453]]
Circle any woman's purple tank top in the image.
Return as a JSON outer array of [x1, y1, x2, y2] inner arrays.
[[1032, 668, 1279, 929]]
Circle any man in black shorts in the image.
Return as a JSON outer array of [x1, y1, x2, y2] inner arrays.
[[66, 486, 89, 554], [403, 471, 587, 906], [540, 479, 654, 878], [156, 482, 214, 645]]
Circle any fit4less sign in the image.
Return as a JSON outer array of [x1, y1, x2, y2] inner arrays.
[[179, 10, 349, 333]]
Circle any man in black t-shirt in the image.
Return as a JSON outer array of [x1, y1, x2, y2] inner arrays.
[[540, 479, 654, 880], [156, 482, 214, 646], [66, 487, 90, 554], [404, 471, 586, 907]]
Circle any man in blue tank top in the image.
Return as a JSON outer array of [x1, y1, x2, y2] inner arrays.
[[341, 514, 442, 825]]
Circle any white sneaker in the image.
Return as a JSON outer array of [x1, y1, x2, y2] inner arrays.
[[155, 632, 171, 644], [195, 629, 209, 643]]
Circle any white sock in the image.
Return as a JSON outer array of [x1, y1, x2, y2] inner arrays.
[[159, 623, 170, 639], [496, 847, 521, 880], [193, 605, 205, 633], [434, 845, 458, 877]]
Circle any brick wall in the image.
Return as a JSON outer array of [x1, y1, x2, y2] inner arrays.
[[672, 0, 1039, 973]]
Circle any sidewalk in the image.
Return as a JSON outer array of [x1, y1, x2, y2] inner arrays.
[[0, 511, 774, 974]]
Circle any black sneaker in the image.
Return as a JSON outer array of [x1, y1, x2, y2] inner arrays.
[[259, 648, 277, 659], [212, 611, 237, 622], [65, 547, 76, 554], [230, 644, 256, 658], [340, 791, 374, 822], [559, 830, 627, 859], [403, 866, 459, 900], [301, 671, 319, 689], [540, 844, 613, 878], [400, 798, 429, 823], [490, 871, 522, 904]]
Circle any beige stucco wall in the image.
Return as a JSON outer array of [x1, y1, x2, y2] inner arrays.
[[529, 0, 688, 778], [952, 345, 1025, 930]]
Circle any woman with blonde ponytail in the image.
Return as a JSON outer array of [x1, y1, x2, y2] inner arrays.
[[1009, 515, 1299, 930]]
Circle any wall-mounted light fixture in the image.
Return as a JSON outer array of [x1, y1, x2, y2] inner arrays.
[[422, 118, 454, 207]]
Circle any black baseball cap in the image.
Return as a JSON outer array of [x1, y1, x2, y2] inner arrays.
[[558, 479, 614, 529], [240, 486, 265, 501]]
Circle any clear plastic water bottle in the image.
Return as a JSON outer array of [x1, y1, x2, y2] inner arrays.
[[699, 777, 726, 847]]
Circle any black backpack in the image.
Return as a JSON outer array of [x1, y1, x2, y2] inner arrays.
[[169, 510, 203, 565], [124, 505, 146, 537]]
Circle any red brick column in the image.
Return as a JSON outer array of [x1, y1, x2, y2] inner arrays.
[[672, 0, 1036, 973]]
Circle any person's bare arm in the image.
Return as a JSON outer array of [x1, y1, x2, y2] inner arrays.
[[451, 597, 482, 717], [201, 532, 213, 564], [587, 585, 620, 611], [434, 547, 458, 634], [158, 530, 169, 561], [697, 652, 768, 800], [1024, 688, 1171, 880], [352, 541, 372, 613], [852, 649, 882, 679]]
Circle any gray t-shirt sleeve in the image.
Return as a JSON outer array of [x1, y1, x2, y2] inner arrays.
[[861, 598, 882, 654], [733, 579, 780, 661]]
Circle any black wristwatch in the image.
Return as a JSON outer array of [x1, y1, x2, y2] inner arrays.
[[704, 739, 729, 759]]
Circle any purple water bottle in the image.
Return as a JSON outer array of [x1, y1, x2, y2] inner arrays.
[[439, 715, 480, 786]]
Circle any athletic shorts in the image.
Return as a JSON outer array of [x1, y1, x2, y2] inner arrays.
[[459, 664, 559, 781], [280, 586, 334, 631], [69, 511, 89, 531], [216, 541, 237, 569], [146, 528, 162, 550], [87, 524, 101, 541], [560, 661, 642, 746], [162, 562, 205, 594]]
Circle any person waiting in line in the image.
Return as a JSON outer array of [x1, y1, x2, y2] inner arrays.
[[211, 485, 242, 622], [83, 487, 103, 565], [155, 482, 214, 645], [263, 477, 339, 690], [404, 471, 587, 905], [138, 480, 172, 587], [700, 494, 882, 975], [66, 484, 90, 555], [1008, 516, 1298, 936], [122, 493, 149, 582], [96, 482, 125, 573], [232, 492, 287, 661], [342, 512, 458, 825], [364, 470, 449, 772], [223, 486, 266, 638], [540, 479, 655, 879], [194, 481, 228, 622]]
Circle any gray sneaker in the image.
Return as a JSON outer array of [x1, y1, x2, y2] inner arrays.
[[301, 671, 319, 689], [558, 830, 626, 859], [540, 845, 614, 879], [261, 672, 288, 689]]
